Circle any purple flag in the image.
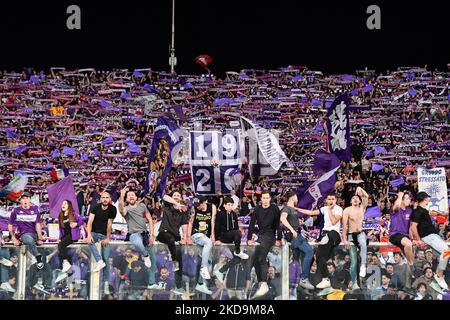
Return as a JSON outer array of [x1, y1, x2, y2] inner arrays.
[[133, 71, 144, 78], [372, 163, 385, 172], [297, 159, 340, 211], [314, 122, 324, 133], [120, 92, 131, 99], [93, 149, 100, 157], [47, 176, 80, 219], [292, 75, 302, 82], [102, 137, 114, 144], [326, 93, 351, 162], [52, 149, 60, 158], [129, 144, 141, 153], [311, 99, 322, 106], [62, 147, 76, 156], [15, 146, 27, 154], [99, 100, 110, 108], [362, 84, 374, 93], [145, 118, 181, 197], [80, 152, 88, 161], [6, 129, 18, 139], [365, 206, 381, 218], [364, 149, 373, 158], [313, 150, 340, 175], [374, 146, 387, 156], [350, 88, 359, 96], [408, 89, 417, 97], [390, 177, 405, 188]]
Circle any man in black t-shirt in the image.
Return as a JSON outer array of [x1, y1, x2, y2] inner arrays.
[[186, 195, 216, 294], [156, 190, 189, 294], [410, 191, 449, 290], [86, 192, 117, 295], [247, 190, 282, 299]]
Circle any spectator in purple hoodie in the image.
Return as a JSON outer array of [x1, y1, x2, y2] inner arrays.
[[8, 192, 45, 269]]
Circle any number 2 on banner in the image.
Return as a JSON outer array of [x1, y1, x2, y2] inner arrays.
[[196, 169, 212, 192]]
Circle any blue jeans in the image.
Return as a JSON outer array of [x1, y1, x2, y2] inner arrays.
[[191, 233, 212, 268], [348, 232, 367, 285], [0, 247, 10, 283], [20, 233, 40, 257], [88, 232, 110, 280], [129, 232, 157, 284], [291, 234, 314, 279]]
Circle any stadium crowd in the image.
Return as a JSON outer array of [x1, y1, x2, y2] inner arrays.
[[0, 65, 449, 300]]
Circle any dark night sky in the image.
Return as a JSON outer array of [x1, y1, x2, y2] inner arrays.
[[0, 0, 448, 77]]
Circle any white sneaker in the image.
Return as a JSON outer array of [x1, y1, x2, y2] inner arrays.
[[55, 272, 68, 283], [299, 278, 315, 290], [143, 255, 151, 268], [234, 251, 249, 260], [200, 266, 211, 279], [147, 283, 164, 290], [62, 260, 72, 273], [316, 278, 331, 289], [0, 258, 13, 267], [251, 282, 269, 299], [195, 283, 212, 295], [434, 274, 449, 290], [352, 283, 360, 291], [0, 282, 15, 293], [214, 270, 225, 284], [171, 287, 185, 295], [318, 235, 329, 245], [359, 264, 366, 278], [93, 260, 106, 272], [104, 281, 110, 295]]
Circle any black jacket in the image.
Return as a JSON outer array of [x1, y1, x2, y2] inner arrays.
[[215, 209, 239, 239]]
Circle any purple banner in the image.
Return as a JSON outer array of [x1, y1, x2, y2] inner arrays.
[[326, 93, 351, 162], [144, 117, 180, 197]]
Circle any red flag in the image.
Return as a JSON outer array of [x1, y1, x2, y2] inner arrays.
[[195, 55, 213, 69]]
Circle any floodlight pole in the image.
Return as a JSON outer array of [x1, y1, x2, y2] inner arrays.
[[169, 0, 177, 74]]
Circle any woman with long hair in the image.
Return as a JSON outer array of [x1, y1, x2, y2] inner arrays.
[[57, 200, 84, 273]]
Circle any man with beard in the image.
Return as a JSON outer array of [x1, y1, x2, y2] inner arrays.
[[86, 191, 117, 295]]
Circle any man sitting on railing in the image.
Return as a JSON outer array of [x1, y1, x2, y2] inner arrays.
[[8, 192, 45, 270]]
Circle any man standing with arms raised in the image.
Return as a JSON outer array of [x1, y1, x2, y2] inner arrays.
[[118, 187, 154, 269], [410, 191, 449, 290], [247, 190, 282, 299], [86, 191, 117, 295]]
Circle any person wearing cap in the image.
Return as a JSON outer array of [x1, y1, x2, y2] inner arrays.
[[279, 190, 315, 290], [86, 191, 117, 295], [410, 191, 449, 290], [7, 192, 45, 270], [342, 186, 369, 289], [186, 195, 215, 295]]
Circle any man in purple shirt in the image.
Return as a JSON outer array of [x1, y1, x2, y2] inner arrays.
[[389, 191, 414, 270], [7, 192, 44, 269]]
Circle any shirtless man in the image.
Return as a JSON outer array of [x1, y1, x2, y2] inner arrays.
[[342, 186, 369, 288]]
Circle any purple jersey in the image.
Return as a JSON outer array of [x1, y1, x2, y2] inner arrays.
[[9, 206, 41, 237], [389, 207, 412, 237]]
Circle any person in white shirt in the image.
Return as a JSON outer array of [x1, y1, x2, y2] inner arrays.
[[296, 193, 343, 289]]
